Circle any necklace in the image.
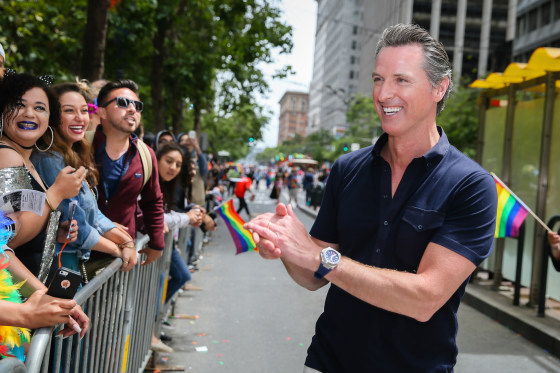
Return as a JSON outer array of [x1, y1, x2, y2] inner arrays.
[[2, 133, 34, 150], [84, 178, 98, 200]]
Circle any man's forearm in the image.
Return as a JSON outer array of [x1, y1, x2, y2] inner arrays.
[[281, 257, 327, 291]]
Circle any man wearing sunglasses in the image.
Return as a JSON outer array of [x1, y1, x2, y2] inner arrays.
[[91, 79, 165, 267]]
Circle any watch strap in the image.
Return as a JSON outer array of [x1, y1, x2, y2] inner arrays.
[[314, 263, 331, 280]]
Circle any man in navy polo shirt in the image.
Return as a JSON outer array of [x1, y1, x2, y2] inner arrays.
[[245, 24, 497, 373]]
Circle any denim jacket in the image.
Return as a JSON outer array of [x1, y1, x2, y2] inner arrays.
[[31, 152, 116, 260]]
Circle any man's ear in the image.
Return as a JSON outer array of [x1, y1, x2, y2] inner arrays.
[[434, 76, 449, 102], [97, 106, 107, 120]]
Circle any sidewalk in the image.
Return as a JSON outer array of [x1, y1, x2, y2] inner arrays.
[[296, 201, 560, 360]]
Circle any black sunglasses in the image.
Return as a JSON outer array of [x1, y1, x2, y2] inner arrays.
[[103, 96, 144, 112]]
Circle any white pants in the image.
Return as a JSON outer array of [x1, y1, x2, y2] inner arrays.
[[303, 366, 321, 373]]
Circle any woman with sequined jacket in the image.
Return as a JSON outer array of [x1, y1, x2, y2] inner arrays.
[[31, 82, 137, 279], [0, 73, 89, 341]]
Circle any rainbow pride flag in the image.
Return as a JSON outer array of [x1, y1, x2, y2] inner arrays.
[[215, 199, 257, 254], [493, 174, 529, 238]]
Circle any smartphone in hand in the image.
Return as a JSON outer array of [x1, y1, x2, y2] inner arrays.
[[66, 200, 77, 239], [47, 267, 82, 299]]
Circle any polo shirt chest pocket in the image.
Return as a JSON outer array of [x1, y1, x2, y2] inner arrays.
[[395, 206, 445, 272]]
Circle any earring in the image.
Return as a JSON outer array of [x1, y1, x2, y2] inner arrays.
[[35, 126, 54, 152]]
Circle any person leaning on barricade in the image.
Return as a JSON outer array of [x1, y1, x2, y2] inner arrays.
[[89, 79, 165, 274], [0, 213, 88, 361], [0, 73, 90, 359], [0, 73, 86, 278], [31, 82, 137, 282], [174, 146, 216, 271], [149, 142, 205, 353]]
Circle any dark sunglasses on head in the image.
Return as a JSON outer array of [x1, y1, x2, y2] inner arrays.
[[102, 96, 144, 112]]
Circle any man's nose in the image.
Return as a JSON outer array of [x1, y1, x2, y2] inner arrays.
[[376, 81, 395, 101]]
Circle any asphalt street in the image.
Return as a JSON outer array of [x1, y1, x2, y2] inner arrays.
[[156, 185, 560, 373]]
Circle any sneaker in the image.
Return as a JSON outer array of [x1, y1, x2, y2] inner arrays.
[[160, 332, 173, 342], [150, 339, 173, 353]]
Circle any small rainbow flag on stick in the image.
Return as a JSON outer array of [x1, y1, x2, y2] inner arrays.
[[492, 172, 552, 238], [215, 199, 257, 254]]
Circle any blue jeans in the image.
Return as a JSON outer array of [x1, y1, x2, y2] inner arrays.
[[165, 248, 191, 303]]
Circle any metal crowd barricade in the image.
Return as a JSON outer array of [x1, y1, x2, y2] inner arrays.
[[154, 232, 176, 338], [155, 225, 197, 328], [23, 233, 169, 373]]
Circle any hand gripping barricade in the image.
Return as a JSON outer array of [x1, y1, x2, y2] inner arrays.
[[22, 233, 163, 373], [20, 224, 201, 373]]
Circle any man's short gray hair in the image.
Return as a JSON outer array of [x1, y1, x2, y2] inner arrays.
[[375, 24, 453, 115]]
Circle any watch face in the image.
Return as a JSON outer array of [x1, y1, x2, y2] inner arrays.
[[323, 248, 340, 266]]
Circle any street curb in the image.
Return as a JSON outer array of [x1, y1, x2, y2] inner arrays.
[[462, 283, 560, 359], [297, 203, 319, 219]]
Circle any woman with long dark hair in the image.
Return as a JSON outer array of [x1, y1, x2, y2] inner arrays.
[[0, 73, 89, 347], [31, 82, 137, 278], [150, 142, 202, 353]]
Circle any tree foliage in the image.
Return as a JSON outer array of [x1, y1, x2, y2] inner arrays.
[[438, 79, 480, 159], [0, 0, 87, 78], [0, 0, 293, 162]]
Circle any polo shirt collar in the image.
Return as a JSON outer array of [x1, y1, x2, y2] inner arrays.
[[371, 126, 450, 168]]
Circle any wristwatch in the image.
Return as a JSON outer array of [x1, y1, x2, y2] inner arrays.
[[314, 247, 341, 280]]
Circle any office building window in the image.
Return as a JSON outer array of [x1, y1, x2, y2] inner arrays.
[[351, 56, 356, 64], [542, 3, 551, 26], [528, 9, 537, 31], [351, 40, 357, 50], [517, 16, 526, 38], [349, 71, 354, 79], [353, 25, 358, 35]]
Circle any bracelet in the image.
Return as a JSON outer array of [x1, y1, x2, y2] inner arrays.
[[1, 216, 16, 242], [117, 240, 134, 249], [45, 194, 55, 212]]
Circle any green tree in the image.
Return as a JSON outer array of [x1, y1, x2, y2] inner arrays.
[[0, 0, 87, 78], [438, 79, 479, 159], [200, 103, 268, 160], [345, 94, 381, 147], [0, 0, 293, 157]]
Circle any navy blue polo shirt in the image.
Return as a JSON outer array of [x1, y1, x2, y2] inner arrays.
[[306, 127, 497, 373]]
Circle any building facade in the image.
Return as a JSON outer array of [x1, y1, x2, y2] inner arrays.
[[278, 91, 309, 145], [307, 0, 365, 136], [308, 0, 517, 136], [514, 0, 560, 61]]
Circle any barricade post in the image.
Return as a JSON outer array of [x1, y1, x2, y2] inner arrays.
[[24, 233, 166, 373]]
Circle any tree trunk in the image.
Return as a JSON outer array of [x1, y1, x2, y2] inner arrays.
[[81, 0, 111, 81], [150, 17, 167, 132], [171, 97, 184, 135], [193, 103, 201, 135]]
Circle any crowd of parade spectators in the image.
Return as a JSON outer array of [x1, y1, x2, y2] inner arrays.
[[0, 41, 330, 361]]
